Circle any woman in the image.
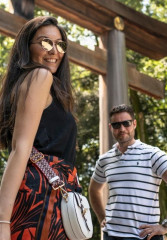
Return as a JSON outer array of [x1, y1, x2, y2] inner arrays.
[[0, 16, 77, 240]]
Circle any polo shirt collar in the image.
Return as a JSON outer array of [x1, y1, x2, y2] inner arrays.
[[113, 139, 141, 151]]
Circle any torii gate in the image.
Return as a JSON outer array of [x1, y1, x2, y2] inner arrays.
[[0, 0, 167, 154]]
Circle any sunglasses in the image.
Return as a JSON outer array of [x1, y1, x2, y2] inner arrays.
[[31, 38, 67, 53], [111, 120, 133, 129]]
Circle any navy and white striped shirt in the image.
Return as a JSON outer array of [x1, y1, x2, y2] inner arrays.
[[92, 140, 167, 238]]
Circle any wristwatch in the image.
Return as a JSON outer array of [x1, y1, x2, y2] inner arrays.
[[162, 219, 167, 228]]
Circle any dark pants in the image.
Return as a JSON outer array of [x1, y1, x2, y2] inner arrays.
[[103, 232, 164, 240]]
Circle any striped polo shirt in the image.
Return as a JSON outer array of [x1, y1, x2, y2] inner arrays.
[[92, 140, 167, 238]]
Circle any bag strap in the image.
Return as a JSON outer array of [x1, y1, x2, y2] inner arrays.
[[30, 147, 65, 190]]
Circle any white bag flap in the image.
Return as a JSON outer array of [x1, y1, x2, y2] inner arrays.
[[74, 192, 90, 209]]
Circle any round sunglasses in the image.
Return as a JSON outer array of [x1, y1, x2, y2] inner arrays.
[[31, 38, 67, 53], [111, 120, 133, 129]]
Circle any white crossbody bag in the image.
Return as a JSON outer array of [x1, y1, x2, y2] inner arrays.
[[61, 190, 93, 240], [30, 147, 93, 240]]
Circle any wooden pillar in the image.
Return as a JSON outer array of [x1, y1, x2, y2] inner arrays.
[[10, 0, 35, 19], [107, 29, 129, 108], [107, 28, 129, 146], [99, 75, 110, 153], [99, 33, 109, 240], [99, 21, 129, 239], [99, 28, 129, 153], [99, 33, 110, 155]]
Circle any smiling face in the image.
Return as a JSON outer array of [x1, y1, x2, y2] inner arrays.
[[29, 25, 64, 73], [110, 112, 136, 145]]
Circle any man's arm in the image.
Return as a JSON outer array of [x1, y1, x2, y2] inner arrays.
[[162, 169, 167, 183], [140, 169, 167, 239], [89, 178, 106, 225]]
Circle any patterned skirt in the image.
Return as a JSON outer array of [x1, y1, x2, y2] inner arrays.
[[11, 154, 79, 240]]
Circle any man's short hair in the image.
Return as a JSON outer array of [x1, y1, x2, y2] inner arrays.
[[109, 104, 135, 120]]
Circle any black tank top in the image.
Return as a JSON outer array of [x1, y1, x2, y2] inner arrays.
[[33, 97, 77, 166]]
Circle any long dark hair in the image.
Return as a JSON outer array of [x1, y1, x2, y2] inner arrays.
[[0, 16, 74, 149]]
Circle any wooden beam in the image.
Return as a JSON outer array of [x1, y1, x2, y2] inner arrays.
[[69, 41, 165, 99], [35, 0, 111, 34], [124, 22, 167, 60], [68, 41, 106, 75], [128, 63, 165, 99], [0, 9, 164, 99], [84, 0, 167, 38], [0, 8, 26, 38], [34, 0, 167, 60]]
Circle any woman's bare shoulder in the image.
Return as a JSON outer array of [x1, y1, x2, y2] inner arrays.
[[21, 68, 53, 93], [28, 67, 53, 84]]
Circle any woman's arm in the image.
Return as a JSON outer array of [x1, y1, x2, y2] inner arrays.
[[0, 68, 53, 239]]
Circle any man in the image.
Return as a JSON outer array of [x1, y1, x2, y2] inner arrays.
[[89, 104, 167, 240]]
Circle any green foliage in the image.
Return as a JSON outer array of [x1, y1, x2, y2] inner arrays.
[[145, 0, 167, 22], [0, 149, 8, 182], [70, 64, 100, 239], [127, 52, 167, 151], [0, 35, 14, 78], [116, 0, 143, 11], [0, 2, 7, 11], [70, 65, 99, 176]]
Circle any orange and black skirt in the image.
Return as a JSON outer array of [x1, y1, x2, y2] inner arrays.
[[11, 154, 79, 240]]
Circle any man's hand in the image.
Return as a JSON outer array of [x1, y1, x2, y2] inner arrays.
[[101, 218, 106, 228], [139, 224, 167, 240]]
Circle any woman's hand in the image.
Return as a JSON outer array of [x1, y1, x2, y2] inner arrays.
[[0, 223, 11, 240], [139, 224, 167, 240]]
